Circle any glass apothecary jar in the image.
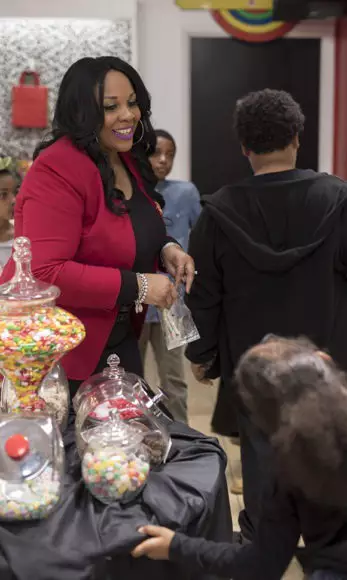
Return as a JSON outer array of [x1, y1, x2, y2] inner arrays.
[[75, 355, 172, 466], [1, 364, 70, 433], [0, 237, 85, 423], [0, 412, 64, 521], [81, 410, 149, 505], [73, 355, 172, 424]]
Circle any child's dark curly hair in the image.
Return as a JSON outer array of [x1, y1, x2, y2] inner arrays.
[[236, 336, 347, 507], [234, 89, 305, 154]]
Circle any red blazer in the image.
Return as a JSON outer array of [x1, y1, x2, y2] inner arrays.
[[1, 138, 158, 381]]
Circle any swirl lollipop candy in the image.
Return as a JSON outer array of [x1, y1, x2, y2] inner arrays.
[[0, 237, 85, 420]]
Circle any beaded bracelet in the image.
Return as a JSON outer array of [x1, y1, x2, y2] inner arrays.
[[135, 274, 148, 314]]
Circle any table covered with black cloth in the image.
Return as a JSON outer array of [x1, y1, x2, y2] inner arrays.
[[0, 421, 233, 580]]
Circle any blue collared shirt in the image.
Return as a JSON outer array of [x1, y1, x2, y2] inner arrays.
[[146, 179, 201, 324]]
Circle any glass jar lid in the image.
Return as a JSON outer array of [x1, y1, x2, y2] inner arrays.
[[73, 354, 168, 420], [84, 409, 144, 450], [73, 354, 137, 413], [0, 237, 60, 315], [0, 417, 52, 482]]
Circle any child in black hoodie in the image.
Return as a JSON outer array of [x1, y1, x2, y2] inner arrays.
[[185, 89, 347, 539], [132, 336, 347, 580]]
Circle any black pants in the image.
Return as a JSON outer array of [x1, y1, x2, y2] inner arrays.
[[237, 407, 274, 539]]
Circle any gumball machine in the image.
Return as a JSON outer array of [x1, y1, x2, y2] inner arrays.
[[0, 412, 64, 521], [0, 237, 85, 427]]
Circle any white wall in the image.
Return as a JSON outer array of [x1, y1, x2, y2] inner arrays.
[[0, 0, 139, 65], [138, 0, 335, 180], [0, 0, 335, 179], [0, 0, 136, 19]]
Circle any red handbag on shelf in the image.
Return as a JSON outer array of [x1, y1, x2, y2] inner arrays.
[[12, 71, 48, 129]]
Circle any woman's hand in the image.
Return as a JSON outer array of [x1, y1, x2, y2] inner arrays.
[[161, 244, 195, 293], [131, 525, 175, 561], [141, 274, 177, 309]]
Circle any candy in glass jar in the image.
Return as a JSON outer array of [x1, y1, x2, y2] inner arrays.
[[0, 413, 64, 521], [1, 363, 70, 432], [74, 355, 172, 465], [82, 410, 149, 505], [74, 354, 172, 425], [0, 237, 85, 419]]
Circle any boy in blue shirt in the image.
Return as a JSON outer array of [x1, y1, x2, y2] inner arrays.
[[139, 130, 201, 422]]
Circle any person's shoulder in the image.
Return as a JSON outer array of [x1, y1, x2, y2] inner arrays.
[[309, 172, 347, 202], [35, 137, 98, 176], [202, 185, 233, 206], [166, 180, 200, 204], [167, 179, 198, 193], [20, 139, 101, 205]]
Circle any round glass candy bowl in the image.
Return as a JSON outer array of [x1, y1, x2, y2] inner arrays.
[[74, 354, 172, 426], [82, 410, 149, 505], [1, 364, 70, 432], [0, 413, 64, 521], [0, 237, 85, 417], [74, 355, 172, 466]]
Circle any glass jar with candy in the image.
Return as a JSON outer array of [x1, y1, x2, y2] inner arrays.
[[74, 355, 172, 466], [1, 363, 70, 433], [0, 237, 85, 428], [81, 409, 149, 505], [0, 412, 64, 521]]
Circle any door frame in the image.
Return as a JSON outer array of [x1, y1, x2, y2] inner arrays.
[[179, 14, 335, 179]]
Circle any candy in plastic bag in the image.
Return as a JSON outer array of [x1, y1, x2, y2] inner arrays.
[[159, 290, 200, 351]]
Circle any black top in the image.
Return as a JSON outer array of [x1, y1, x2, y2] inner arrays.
[[117, 174, 167, 306], [186, 169, 347, 374], [169, 477, 347, 579], [106, 174, 167, 351], [184, 169, 347, 575]]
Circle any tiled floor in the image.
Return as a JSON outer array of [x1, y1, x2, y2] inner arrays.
[[144, 350, 303, 580]]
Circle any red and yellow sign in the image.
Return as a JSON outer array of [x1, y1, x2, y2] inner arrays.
[[176, 1, 272, 7]]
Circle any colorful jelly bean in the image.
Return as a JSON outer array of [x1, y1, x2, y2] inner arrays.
[[0, 306, 85, 412], [82, 448, 150, 504], [0, 465, 61, 521]]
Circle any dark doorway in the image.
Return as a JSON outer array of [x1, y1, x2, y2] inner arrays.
[[191, 38, 320, 196]]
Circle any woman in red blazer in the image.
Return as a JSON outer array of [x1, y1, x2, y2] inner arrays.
[[1, 57, 195, 394]]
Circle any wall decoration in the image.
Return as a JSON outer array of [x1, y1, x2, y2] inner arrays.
[[12, 72, 48, 129], [177, 1, 272, 7], [211, 9, 297, 42], [0, 19, 132, 160]]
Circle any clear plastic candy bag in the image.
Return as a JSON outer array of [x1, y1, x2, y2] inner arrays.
[[159, 287, 200, 351]]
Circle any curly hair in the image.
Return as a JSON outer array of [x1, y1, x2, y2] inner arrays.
[[235, 336, 347, 507], [234, 89, 305, 155]]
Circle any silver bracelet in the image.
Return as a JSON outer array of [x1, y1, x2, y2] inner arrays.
[[160, 242, 182, 265], [135, 273, 148, 314]]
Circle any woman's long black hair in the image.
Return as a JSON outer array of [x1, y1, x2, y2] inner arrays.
[[34, 56, 158, 215]]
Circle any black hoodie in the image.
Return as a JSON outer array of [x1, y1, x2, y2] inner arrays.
[[186, 169, 347, 374], [184, 169, 347, 577]]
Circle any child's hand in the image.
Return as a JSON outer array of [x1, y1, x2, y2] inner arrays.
[[131, 525, 175, 560]]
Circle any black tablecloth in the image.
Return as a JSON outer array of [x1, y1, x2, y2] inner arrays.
[[0, 422, 233, 580]]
